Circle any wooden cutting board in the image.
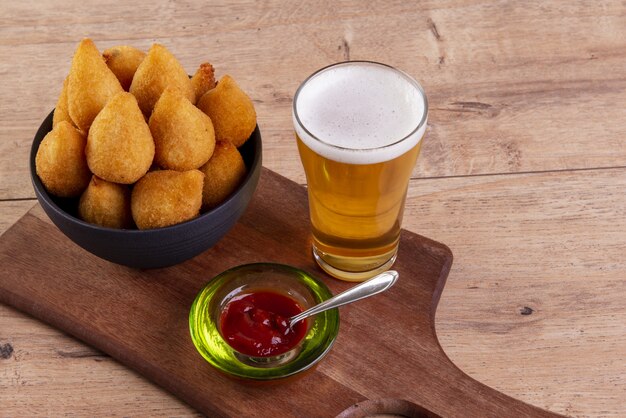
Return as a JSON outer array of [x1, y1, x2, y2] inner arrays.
[[0, 168, 559, 417]]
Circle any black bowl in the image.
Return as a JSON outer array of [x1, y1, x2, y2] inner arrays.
[[30, 110, 262, 269]]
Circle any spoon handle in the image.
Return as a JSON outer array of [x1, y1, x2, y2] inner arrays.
[[289, 270, 399, 326]]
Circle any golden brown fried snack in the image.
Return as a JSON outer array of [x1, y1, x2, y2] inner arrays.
[[199, 140, 246, 210], [67, 38, 123, 132], [52, 76, 73, 128], [129, 43, 194, 116], [78, 176, 133, 229], [35, 121, 90, 197], [86, 92, 155, 184], [131, 170, 204, 229], [103, 45, 146, 91], [196, 74, 256, 147], [190, 62, 216, 104], [149, 87, 215, 171]]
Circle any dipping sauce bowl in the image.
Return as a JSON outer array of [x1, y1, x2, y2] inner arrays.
[[189, 263, 339, 381]]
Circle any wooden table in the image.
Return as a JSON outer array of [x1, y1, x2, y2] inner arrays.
[[1, 1, 624, 416]]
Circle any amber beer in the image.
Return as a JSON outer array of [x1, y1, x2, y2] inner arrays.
[[293, 61, 428, 281]]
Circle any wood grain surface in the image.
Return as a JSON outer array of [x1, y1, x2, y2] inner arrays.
[[1, 0, 625, 416], [0, 169, 562, 417]]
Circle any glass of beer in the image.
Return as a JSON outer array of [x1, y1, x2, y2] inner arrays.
[[293, 61, 428, 281]]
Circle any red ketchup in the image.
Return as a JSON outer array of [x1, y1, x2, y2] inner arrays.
[[220, 291, 307, 357]]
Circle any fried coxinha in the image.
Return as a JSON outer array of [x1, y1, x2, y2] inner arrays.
[[36, 38, 256, 230]]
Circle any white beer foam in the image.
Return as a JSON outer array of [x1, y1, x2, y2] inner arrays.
[[294, 62, 427, 165]]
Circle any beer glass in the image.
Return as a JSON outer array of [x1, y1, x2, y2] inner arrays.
[[293, 61, 428, 281]]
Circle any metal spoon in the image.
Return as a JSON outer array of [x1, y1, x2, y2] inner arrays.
[[287, 270, 399, 328]]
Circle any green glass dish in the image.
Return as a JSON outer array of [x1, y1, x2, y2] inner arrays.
[[189, 263, 339, 381]]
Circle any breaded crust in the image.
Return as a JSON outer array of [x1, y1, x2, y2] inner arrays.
[[103, 45, 146, 91], [129, 43, 194, 116], [149, 87, 215, 171], [197, 74, 256, 147], [86, 92, 155, 184], [52, 76, 74, 129], [79, 176, 133, 229], [190, 62, 217, 104], [131, 169, 204, 229], [35, 121, 91, 197], [67, 38, 123, 132], [199, 139, 246, 210]]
